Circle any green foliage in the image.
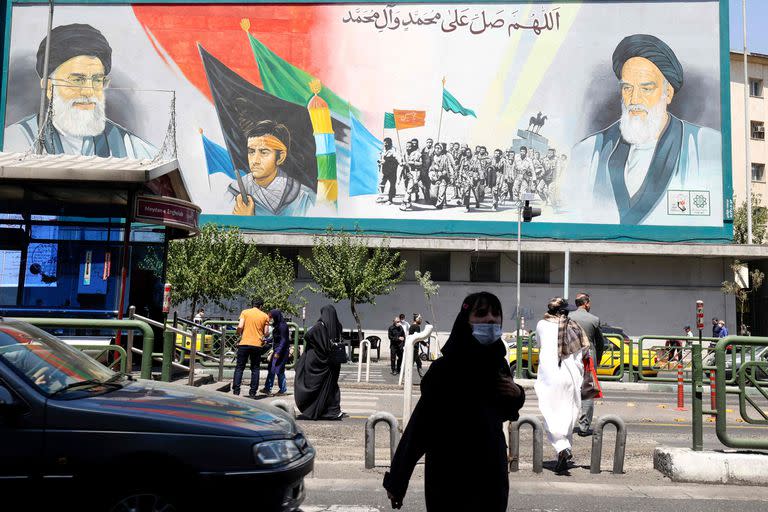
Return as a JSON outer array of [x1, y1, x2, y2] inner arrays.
[[298, 229, 406, 336], [733, 194, 768, 244], [136, 245, 163, 279], [414, 270, 440, 328], [241, 250, 304, 316], [167, 223, 258, 315], [721, 259, 765, 331]]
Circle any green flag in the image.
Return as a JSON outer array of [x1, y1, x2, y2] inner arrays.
[[384, 112, 395, 129], [246, 32, 360, 119], [442, 88, 477, 118]]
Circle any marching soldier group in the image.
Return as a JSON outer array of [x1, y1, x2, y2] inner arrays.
[[378, 137, 568, 212]]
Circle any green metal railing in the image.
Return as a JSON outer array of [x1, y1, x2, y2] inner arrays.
[[689, 335, 768, 451], [200, 320, 302, 370], [71, 344, 128, 374], [11, 318, 153, 379]]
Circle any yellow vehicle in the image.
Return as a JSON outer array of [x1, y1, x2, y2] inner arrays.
[[507, 334, 659, 381]]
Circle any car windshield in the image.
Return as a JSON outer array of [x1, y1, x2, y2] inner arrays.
[[0, 320, 115, 396]]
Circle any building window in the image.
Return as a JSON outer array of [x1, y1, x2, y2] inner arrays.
[[470, 253, 500, 283], [751, 121, 765, 140], [750, 78, 763, 98], [419, 251, 450, 281], [752, 163, 766, 183], [522, 253, 550, 284]]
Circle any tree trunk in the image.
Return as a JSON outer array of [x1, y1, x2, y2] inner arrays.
[[191, 298, 198, 322], [350, 301, 363, 360]]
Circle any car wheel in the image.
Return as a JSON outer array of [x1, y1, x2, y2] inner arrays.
[[109, 491, 179, 512]]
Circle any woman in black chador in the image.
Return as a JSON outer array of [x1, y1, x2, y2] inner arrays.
[[383, 292, 525, 511], [294, 304, 345, 420]]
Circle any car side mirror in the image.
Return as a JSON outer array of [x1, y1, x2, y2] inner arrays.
[[0, 385, 17, 409]]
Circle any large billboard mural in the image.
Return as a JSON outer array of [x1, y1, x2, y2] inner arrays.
[[0, 1, 731, 241]]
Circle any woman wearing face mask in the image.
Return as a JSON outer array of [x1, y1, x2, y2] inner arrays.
[[534, 297, 590, 474], [383, 292, 525, 511], [261, 309, 289, 396]]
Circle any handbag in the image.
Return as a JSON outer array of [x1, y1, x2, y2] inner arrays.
[[329, 340, 348, 364], [581, 354, 603, 400]]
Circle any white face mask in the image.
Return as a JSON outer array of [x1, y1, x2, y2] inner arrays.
[[472, 324, 503, 345]]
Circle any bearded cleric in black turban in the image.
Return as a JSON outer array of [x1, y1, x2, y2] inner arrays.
[[611, 34, 683, 91], [36, 23, 112, 77]]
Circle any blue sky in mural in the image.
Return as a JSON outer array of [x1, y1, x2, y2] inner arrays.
[[730, 0, 768, 54]]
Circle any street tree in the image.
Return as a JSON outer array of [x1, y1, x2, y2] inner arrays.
[[241, 250, 305, 317], [298, 229, 406, 342], [733, 194, 768, 244], [721, 259, 765, 334], [414, 270, 440, 328], [167, 223, 257, 316]]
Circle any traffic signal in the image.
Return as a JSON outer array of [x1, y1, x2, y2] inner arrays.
[[522, 200, 541, 222]]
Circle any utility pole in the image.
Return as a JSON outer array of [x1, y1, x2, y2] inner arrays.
[[743, 0, 753, 244]]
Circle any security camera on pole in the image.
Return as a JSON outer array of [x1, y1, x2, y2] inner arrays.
[[515, 193, 541, 377]]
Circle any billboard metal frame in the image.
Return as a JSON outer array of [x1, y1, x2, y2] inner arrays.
[[0, 0, 733, 243]]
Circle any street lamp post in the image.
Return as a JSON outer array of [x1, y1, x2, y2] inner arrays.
[[743, 0, 753, 244], [515, 193, 540, 378]]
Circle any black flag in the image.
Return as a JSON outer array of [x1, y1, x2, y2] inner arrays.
[[199, 44, 317, 192]]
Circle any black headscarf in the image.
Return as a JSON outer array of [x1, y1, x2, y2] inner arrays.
[[319, 304, 342, 342], [441, 291, 505, 359], [612, 34, 683, 91], [37, 24, 112, 78]]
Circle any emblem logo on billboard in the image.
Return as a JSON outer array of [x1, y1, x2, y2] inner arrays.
[[667, 190, 710, 216]]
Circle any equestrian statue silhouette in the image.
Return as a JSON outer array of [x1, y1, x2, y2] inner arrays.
[[527, 112, 548, 134]]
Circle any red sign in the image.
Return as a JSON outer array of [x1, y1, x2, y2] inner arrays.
[[134, 195, 200, 234]]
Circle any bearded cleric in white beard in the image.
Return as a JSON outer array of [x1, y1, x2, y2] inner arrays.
[[4, 23, 156, 159], [564, 34, 722, 226]]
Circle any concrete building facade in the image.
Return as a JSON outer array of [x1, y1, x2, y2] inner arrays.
[[731, 50, 768, 206], [191, 234, 768, 340]]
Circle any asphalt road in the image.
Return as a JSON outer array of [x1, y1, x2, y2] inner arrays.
[[250, 361, 768, 510]]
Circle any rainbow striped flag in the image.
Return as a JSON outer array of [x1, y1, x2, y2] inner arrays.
[[308, 79, 337, 208]]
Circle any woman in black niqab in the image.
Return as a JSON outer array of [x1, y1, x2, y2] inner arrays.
[[294, 304, 344, 420], [383, 292, 525, 511]]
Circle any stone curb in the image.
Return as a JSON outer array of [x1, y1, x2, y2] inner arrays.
[[654, 446, 768, 485]]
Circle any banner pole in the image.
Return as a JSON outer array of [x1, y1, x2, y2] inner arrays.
[[436, 77, 446, 144]]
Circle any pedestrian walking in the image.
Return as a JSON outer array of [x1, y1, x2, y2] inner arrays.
[[408, 314, 424, 374], [261, 309, 289, 396], [388, 316, 405, 375], [712, 317, 721, 338], [568, 292, 604, 437], [534, 297, 590, 474], [383, 292, 525, 511], [398, 313, 409, 336], [294, 305, 346, 420], [232, 298, 270, 397], [193, 308, 205, 324], [718, 320, 729, 338]]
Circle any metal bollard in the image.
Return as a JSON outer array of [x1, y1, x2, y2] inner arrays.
[[508, 415, 544, 473], [357, 339, 372, 383], [676, 363, 686, 411], [590, 415, 627, 474], [365, 411, 400, 469], [270, 399, 296, 418]]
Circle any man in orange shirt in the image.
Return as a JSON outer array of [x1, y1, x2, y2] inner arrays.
[[233, 297, 270, 397]]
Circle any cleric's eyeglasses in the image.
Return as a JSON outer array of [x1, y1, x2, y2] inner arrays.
[[50, 74, 111, 90]]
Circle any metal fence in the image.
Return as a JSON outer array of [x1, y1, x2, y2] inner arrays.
[[690, 335, 768, 451]]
